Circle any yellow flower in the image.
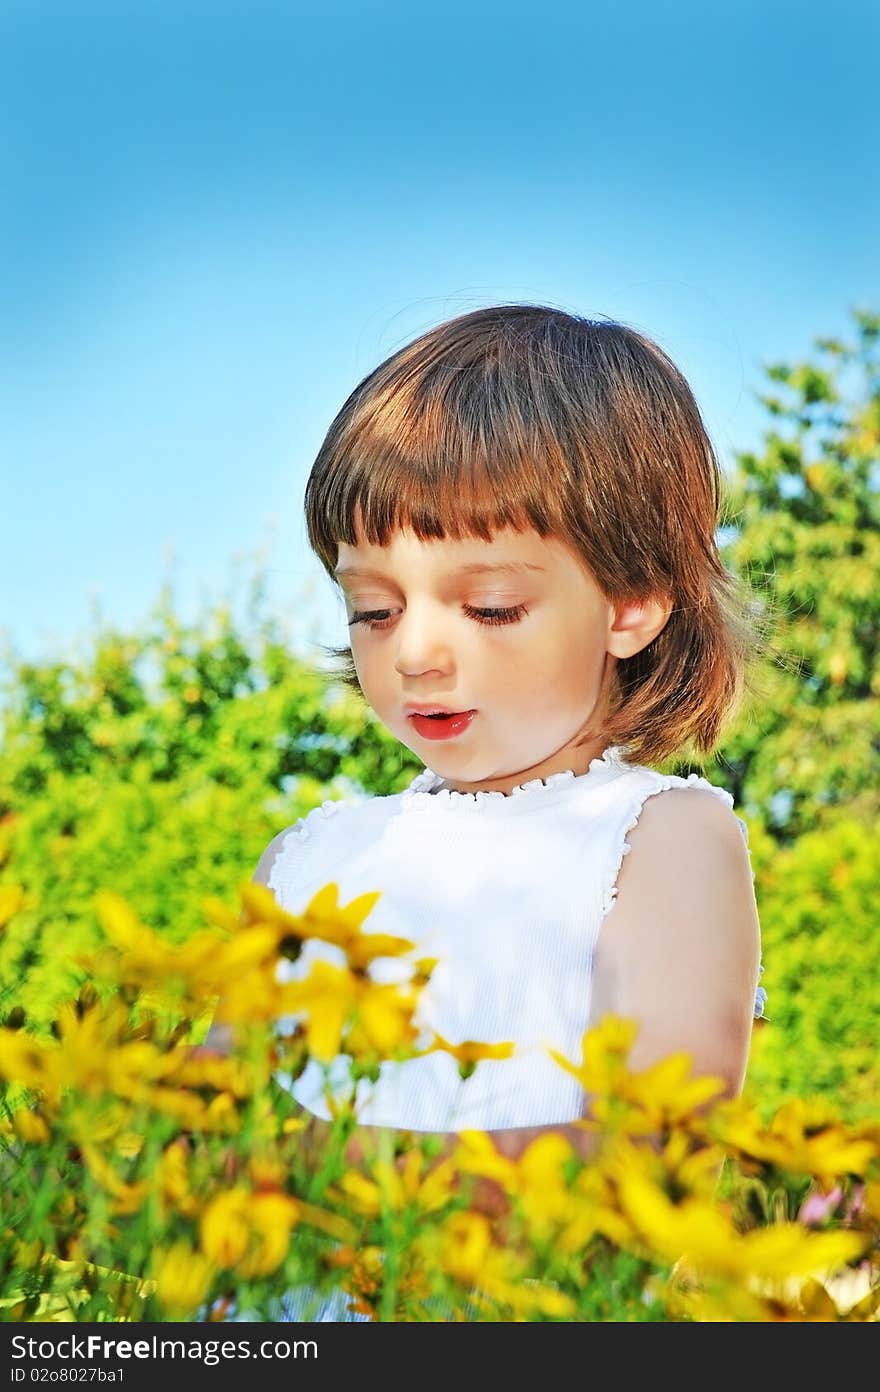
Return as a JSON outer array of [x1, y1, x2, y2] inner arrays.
[[199, 1187, 299, 1278], [51, 999, 178, 1103], [419, 1032, 515, 1079], [451, 1130, 521, 1190], [141, 1085, 236, 1134], [237, 1193, 300, 1278], [240, 881, 416, 971], [335, 1244, 385, 1318], [153, 1140, 199, 1219], [168, 1050, 259, 1100], [0, 1003, 241, 1136], [438, 1211, 493, 1284], [614, 1162, 867, 1280], [617, 1052, 726, 1128], [280, 960, 356, 1061], [345, 980, 420, 1059], [452, 1131, 608, 1256], [332, 1150, 458, 1217], [153, 1242, 214, 1316], [413, 956, 439, 980], [12, 1107, 50, 1144], [428, 1211, 577, 1319], [77, 1142, 150, 1216], [709, 1096, 878, 1183], [200, 1189, 251, 1268], [247, 1152, 287, 1191], [332, 1170, 385, 1218], [740, 1225, 868, 1282], [237, 880, 313, 933], [421, 1032, 516, 1065], [656, 1128, 728, 1200], [346, 934, 420, 973], [516, 1134, 584, 1239], [92, 890, 280, 1003], [0, 1028, 59, 1102], [92, 882, 424, 1056], [280, 960, 421, 1063], [512, 1282, 577, 1319], [549, 1014, 638, 1094], [207, 960, 315, 1032], [551, 1017, 725, 1140]]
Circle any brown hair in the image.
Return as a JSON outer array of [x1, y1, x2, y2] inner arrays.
[[303, 303, 782, 768]]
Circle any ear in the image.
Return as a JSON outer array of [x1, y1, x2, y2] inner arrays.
[[606, 594, 673, 660]]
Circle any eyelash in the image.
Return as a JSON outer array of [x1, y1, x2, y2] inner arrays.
[[348, 604, 529, 631]]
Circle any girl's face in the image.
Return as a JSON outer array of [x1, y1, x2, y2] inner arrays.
[[336, 522, 656, 796]]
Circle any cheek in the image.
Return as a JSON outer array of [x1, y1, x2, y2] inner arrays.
[[348, 639, 374, 684], [541, 626, 606, 693], [352, 650, 394, 706]]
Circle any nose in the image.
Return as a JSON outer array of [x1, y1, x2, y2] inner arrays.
[[392, 602, 456, 677]]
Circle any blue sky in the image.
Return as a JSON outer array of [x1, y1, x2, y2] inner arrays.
[[1, 0, 876, 675]]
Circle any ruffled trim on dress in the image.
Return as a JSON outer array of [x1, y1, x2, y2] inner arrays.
[[266, 798, 344, 892], [401, 742, 633, 811]]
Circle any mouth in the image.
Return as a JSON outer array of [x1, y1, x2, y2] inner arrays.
[[407, 709, 477, 739]]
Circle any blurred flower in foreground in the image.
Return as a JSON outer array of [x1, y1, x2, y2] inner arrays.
[[418, 1031, 516, 1080], [612, 1149, 867, 1281], [153, 1242, 214, 1317], [239, 881, 416, 971], [199, 1187, 300, 1278], [279, 960, 421, 1063], [550, 1014, 726, 1134], [425, 1211, 576, 1319], [705, 1096, 878, 1184], [331, 1148, 458, 1217]]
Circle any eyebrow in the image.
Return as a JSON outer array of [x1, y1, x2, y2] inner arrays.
[[334, 561, 546, 581]]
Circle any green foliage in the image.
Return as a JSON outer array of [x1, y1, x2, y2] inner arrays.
[[718, 306, 879, 841], [0, 306, 877, 1126], [709, 306, 879, 1122], [742, 818, 879, 1123], [0, 576, 417, 1034]]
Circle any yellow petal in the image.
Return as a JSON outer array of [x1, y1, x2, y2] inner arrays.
[[0, 884, 25, 928], [741, 1224, 867, 1280]]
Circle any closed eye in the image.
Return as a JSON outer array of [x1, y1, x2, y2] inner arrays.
[[348, 604, 528, 630]]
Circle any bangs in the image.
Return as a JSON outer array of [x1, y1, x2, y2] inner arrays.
[[310, 430, 566, 563], [304, 306, 600, 575]]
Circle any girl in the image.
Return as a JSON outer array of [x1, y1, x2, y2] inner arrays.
[[209, 304, 769, 1320]]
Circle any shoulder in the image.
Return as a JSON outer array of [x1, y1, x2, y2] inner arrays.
[[251, 787, 392, 888], [611, 776, 756, 928], [626, 777, 746, 857]]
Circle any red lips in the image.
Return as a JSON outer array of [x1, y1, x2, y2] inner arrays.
[[408, 711, 477, 741]]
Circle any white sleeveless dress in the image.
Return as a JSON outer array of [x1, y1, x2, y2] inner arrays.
[[234, 744, 766, 1322]]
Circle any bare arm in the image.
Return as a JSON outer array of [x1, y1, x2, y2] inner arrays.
[[588, 787, 761, 1102]]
